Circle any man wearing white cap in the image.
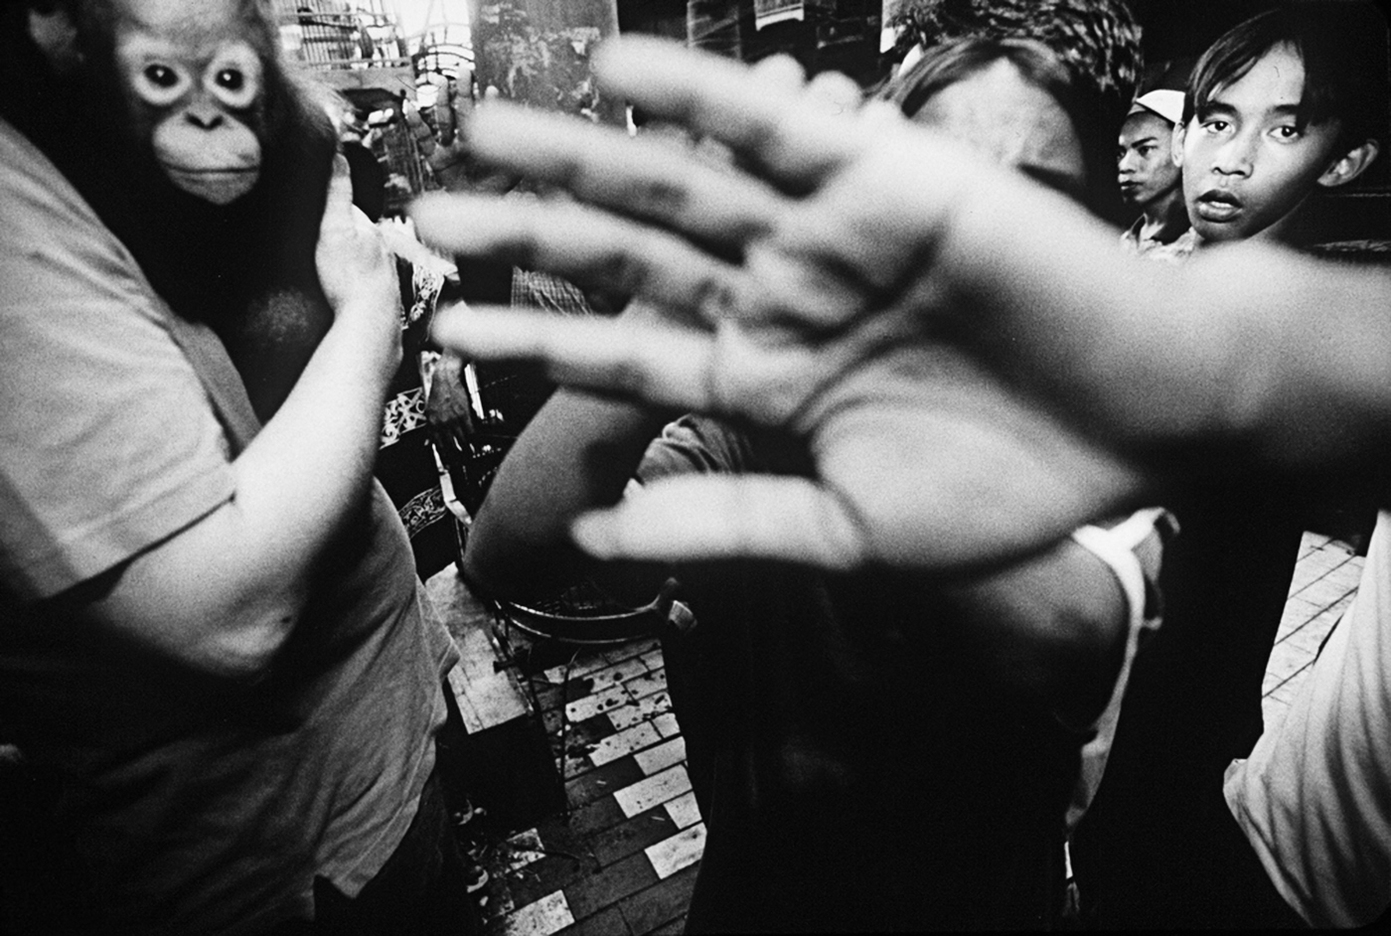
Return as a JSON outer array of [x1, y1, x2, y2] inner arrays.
[[1116, 88, 1189, 254]]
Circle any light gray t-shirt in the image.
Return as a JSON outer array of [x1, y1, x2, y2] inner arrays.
[[1226, 511, 1391, 927], [0, 117, 455, 934]]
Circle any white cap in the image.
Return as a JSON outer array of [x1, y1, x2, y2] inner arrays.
[[1127, 89, 1186, 126]]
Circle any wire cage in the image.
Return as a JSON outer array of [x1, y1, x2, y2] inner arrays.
[[376, 113, 428, 206], [276, 0, 412, 70], [274, 2, 437, 207]]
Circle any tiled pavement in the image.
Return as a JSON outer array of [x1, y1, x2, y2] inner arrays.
[[458, 631, 704, 936], [433, 530, 1366, 936]]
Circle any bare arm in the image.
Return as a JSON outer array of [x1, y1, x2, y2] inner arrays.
[[934, 523, 1147, 728], [462, 389, 672, 601], [462, 303, 677, 603], [775, 132, 1391, 479], [83, 157, 403, 679]]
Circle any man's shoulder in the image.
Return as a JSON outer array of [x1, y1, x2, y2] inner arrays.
[[0, 117, 136, 293], [0, 118, 92, 225]]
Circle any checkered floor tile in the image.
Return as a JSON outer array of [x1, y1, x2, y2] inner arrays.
[[467, 634, 704, 936]]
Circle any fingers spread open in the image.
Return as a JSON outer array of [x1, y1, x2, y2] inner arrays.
[[748, 52, 807, 92], [462, 104, 783, 249], [411, 193, 741, 318], [431, 307, 833, 426], [570, 474, 868, 569], [728, 125, 978, 329], [432, 307, 721, 413]]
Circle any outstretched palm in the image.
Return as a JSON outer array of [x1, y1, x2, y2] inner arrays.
[[415, 39, 1151, 571]]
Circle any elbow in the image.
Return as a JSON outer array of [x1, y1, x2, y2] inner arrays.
[[977, 602, 1128, 728], [947, 555, 1130, 719], [460, 510, 571, 602], [459, 538, 569, 605], [458, 546, 502, 600], [202, 611, 298, 681], [187, 594, 303, 681], [1035, 598, 1131, 728], [460, 517, 514, 600]]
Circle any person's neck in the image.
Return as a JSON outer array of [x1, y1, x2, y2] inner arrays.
[[1139, 188, 1189, 244], [1256, 194, 1320, 248]]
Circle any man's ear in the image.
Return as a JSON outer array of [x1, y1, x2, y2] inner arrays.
[[27, 4, 83, 73], [1170, 122, 1186, 168], [1318, 139, 1380, 189]]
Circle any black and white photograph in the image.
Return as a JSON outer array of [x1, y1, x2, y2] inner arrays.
[[3, 1, 1389, 932]]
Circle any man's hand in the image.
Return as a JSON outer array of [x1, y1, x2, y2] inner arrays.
[[432, 304, 1147, 571], [410, 40, 941, 331], [408, 38, 1156, 571], [425, 351, 475, 456]]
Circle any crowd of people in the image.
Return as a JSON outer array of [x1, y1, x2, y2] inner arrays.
[[3, 0, 1390, 932]]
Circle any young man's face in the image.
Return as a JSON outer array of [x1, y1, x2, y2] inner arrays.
[[1177, 43, 1344, 242], [1117, 111, 1180, 209]]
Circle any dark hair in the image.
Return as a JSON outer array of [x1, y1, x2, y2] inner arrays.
[[888, 0, 1143, 134], [1185, 2, 1389, 156], [344, 140, 386, 222], [880, 36, 1116, 216]]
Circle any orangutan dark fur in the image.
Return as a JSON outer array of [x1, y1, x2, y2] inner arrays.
[[1, 0, 340, 421]]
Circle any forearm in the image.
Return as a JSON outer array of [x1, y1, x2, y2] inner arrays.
[[91, 303, 401, 679], [935, 162, 1391, 479], [231, 297, 401, 572], [463, 387, 672, 598]]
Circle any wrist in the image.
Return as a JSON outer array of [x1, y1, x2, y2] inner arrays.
[[333, 298, 403, 375]]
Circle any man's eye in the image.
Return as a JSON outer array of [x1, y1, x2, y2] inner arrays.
[[1139, 145, 1157, 157], [1202, 119, 1229, 134], [1273, 125, 1301, 140]]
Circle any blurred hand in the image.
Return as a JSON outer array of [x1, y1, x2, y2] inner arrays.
[[431, 302, 1146, 571], [412, 40, 1149, 571]]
